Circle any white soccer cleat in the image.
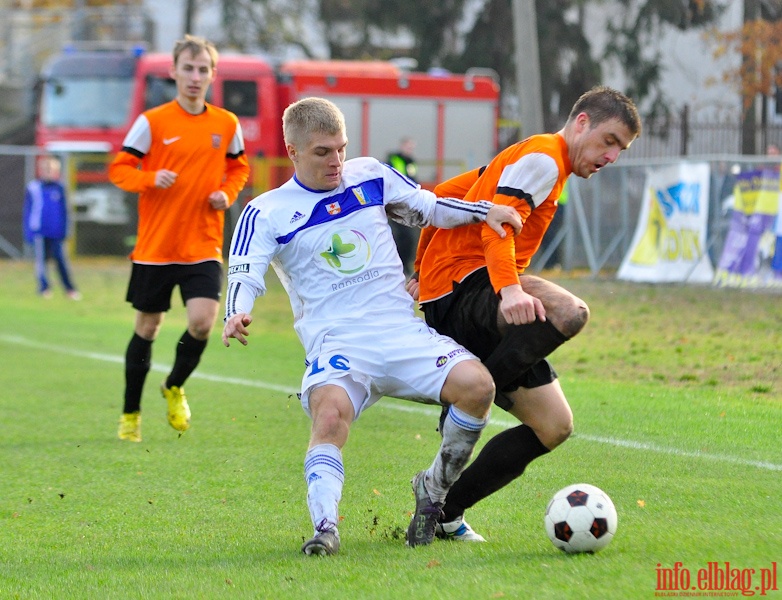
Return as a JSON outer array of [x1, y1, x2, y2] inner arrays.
[[435, 516, 486, 542]]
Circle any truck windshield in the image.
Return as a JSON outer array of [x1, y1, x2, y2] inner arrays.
[[41, 77, 133, 128]]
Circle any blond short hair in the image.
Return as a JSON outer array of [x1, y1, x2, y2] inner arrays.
[[283, 97, 346, 148]]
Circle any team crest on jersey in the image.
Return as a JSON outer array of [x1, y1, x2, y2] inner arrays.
[[326, 201, 341, 215], [352, 186, 368, 205], [319, 228, 371, 275], [211, 134, 222, 148]]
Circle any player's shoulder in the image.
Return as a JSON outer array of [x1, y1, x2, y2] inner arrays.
[[341, 156, 389, 184], [143, 100, 177, 120], [136, 103, 175, 134], [519, 134, 566, 166], [345, 156, 383, 171], [246, 180, 298, 213], [205, 102, 240, 124], [499, 133, 561, 159], [490, 134, 561, 173]]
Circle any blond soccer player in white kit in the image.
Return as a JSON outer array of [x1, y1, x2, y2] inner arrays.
[[222, 97, 521, 556]]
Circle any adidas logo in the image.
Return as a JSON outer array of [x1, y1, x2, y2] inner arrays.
[[290, 211, 305, 223]]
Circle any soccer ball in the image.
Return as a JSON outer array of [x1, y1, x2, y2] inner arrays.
[[544, 483, 617, 554]]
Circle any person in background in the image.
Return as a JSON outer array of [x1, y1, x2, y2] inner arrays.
[[387, 136, 420, 275], [109, 34, 250, 443], [22, 154, 81, 300], [222, 97, 522, 556], [410, 86, 641, 542]]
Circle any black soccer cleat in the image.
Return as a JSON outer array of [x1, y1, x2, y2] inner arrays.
[[301, 529, 340, 556], [406, 470, 444, 547]]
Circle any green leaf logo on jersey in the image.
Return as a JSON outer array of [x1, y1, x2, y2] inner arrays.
[[320, 234, 356, 268], [320, 229, 371, 275]]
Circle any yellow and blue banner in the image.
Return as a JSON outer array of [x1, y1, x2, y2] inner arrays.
[[618, 163, 714, 283]]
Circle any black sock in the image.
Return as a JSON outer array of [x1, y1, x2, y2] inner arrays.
[[165, 331, 207, 389], [442, 424, 549, 522], [123, 333, 152, 414]]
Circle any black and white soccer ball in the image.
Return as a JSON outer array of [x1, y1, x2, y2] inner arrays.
[[544, 483, 617, 553]]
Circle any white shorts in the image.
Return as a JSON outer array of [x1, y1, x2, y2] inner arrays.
[[299, 318, 477, 420]]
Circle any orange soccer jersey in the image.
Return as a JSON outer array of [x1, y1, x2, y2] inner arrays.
[[109, 100, 250, 265], [416, 133, 572, 302]]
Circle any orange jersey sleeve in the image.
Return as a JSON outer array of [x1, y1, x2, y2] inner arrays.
[[414, 168, 484, 274], [418, 133, 571, 302], [434, 168, 482, 199], [109, 101, 250, 265], [108, 152, 158, 193]]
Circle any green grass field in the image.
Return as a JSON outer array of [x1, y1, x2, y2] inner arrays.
[[0, 258, 780, 599]]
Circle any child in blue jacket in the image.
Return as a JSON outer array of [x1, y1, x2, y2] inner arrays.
[[23, 155, 81, 299]]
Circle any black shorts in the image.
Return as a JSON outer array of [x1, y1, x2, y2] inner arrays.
[[422, 267, 557, 397], [126, 261, 223, 313]]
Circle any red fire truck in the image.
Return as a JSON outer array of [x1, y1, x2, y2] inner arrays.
[[36, 46, 500, 254]]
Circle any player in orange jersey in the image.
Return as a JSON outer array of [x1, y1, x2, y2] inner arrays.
[[109, 35, 250, 442], [409, 86, 641, 541]]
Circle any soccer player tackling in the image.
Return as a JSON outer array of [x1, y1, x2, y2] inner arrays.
[[222, 97, 522, 555]]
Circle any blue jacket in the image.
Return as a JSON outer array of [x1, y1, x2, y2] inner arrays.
[[23, 179, 69, 242]]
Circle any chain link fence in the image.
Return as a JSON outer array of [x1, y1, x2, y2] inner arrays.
[[530, 155, 782, 280], [0, 149, 283, 259], [2, 146, 781, 290]]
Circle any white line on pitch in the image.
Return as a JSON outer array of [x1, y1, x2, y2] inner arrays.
[[2, 333, 780, 472]]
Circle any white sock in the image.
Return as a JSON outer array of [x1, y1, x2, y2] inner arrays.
[[304, 443, 344, 534], [425, 405, 488, 503]]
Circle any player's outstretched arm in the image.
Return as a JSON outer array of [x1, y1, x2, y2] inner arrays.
[[223, 313, 253, 347]]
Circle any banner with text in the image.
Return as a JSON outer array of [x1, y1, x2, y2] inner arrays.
[[618, 162, 714, 283], [713, 167, 782, 289]]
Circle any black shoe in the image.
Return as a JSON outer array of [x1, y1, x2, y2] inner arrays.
[[406, 471, 444, 547], [301, 529, 340, 556]]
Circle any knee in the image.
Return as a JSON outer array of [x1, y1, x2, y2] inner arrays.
[[559, 298, 590, 338], [311, 404, 351, 444], [443, 361, 495, 417], [135, 312, 163, 340], [309, 386, 354, 446], [313, 407, 344, 435], [474, 368, 496, 408], [461, 366, 495, 414], [540, 414, 574, 450], [188, 319, 215, 340], [135, 322, 161, 340]]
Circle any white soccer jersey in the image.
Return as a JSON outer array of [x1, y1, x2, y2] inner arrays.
[[225, 156, 491, 357]]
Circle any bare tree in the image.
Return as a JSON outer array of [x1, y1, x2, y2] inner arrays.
[[216, 0, 320, 56], [208, 0, 727, 128]]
